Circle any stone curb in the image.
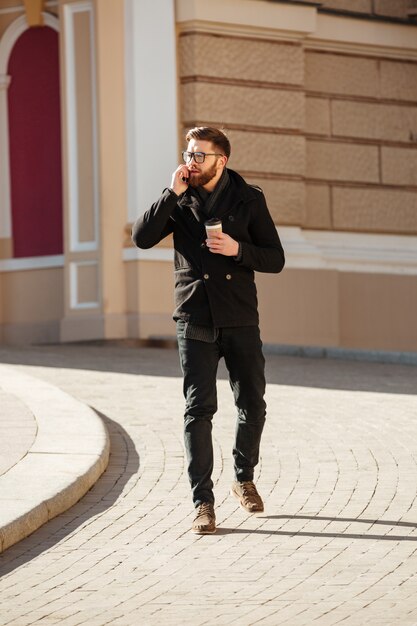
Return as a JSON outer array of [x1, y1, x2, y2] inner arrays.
[[0, 364, 110, 553]]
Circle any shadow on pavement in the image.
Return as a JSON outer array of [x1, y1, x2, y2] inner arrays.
[[215, 527, 417, 541], [215, 513, 417, 541], [0, 343, 416, 395], [0, 411, 139, 577], [263, 514, 417, 529]]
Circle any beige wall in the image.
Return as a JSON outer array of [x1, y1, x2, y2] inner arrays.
[[0, 239, 12, 259], [257, 269, 340, 347], [339, 272, 417, 351], [0, 2, 24, 38], [124, 262, 417, 353], [1, 0, 417, 354], [0, 2, 58, 35], [125, 260, 174, 339], [95, 0, 128, 338], [259, 269, 417, 352], [0, 267, 63, 343]]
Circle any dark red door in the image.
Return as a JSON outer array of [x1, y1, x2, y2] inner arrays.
[[8, 26, 63, 258]]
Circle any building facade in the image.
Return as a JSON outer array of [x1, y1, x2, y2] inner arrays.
[[0, 0, 417, 352]]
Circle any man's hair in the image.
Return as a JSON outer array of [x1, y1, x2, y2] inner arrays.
[[186, 126, 231, 159]]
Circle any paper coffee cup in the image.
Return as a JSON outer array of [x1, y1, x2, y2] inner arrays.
[[205, 219, 222, 237]]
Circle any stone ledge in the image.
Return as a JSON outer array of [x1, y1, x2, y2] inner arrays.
[[0, 365, 110, 553]]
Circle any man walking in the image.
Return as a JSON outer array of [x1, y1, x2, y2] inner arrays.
[[132, 127, 285, 534]]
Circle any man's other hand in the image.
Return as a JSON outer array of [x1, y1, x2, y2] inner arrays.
[[206, 232, 239, 257]]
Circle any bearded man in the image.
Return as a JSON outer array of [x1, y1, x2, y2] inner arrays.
[[132, 127, 285, 534]]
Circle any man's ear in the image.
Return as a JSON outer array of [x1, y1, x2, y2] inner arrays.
[[219, 155, 228, 169]]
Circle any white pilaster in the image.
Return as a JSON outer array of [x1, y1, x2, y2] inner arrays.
[[125, 0, 178, 221]]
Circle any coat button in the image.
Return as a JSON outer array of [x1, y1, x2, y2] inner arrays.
[[228, 215, 234, 221], [203, 273, 209, 280], [226, 274, 232, 280], [200, 242, 206, 248]]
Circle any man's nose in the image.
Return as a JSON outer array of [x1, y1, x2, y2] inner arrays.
[[188, 155, 200, 168]]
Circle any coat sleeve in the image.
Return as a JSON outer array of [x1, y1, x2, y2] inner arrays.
[[131, 188, 177, 249], [237, 190, 285, 273]]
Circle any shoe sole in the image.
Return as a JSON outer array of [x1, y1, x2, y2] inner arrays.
[[230, 488, 264, 514], [191, 527, 216, 535]]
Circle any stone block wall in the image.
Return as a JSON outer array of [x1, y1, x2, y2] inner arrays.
[[316, 0, 416, 20], [179, 26, 417, 235], [320, 0, 373, 13], [306, 49, 417, 234], [179, 33, 306, 227]]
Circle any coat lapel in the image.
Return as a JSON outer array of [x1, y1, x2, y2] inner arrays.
[[176, 194, 206, 238], [210, 173, 254, 221]]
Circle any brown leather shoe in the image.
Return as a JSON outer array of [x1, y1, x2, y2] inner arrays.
[[192, 502, 216, 534], [231, 481, 264, 513]]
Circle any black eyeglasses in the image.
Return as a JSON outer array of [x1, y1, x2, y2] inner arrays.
[[182, 151, 223, 164]]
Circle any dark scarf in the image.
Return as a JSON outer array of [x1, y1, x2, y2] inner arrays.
[[189, 168, 230, 217]]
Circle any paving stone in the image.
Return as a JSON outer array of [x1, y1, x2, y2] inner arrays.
[[0, 344, 416, 625]]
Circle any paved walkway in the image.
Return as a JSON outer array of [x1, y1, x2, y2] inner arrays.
[[0, 343, 417, 625]]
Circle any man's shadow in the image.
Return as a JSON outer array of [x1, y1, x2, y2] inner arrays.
[[216, 514, 417, 541]]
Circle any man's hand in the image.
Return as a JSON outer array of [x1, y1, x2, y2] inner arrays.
[[206, 232, 239, 257], [170, 165, 190, 196]]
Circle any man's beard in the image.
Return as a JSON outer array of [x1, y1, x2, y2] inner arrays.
[[189, 161, 217, 188]]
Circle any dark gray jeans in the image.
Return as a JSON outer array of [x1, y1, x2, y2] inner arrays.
[[176, 321, 266, 507]]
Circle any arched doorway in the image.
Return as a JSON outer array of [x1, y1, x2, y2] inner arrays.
[[7, 24, 63, 258]]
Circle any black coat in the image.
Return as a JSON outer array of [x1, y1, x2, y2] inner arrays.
[[131, 169, 285, 327]]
